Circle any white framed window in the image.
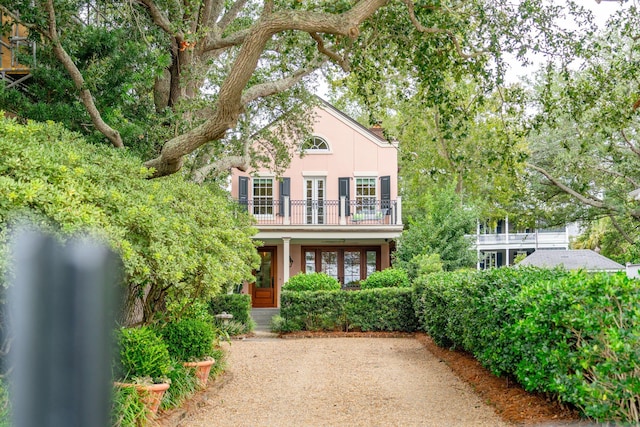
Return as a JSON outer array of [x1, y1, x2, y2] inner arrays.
[[252, 178, 274, 216], [482, 251, 498, 269], [301, 136, 330, 153], [355, 177, 376, 213]]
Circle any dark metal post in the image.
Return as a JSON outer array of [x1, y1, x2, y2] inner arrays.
[[9, 230, 119, 427]]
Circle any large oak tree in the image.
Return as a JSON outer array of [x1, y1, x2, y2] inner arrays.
[[1, 0, 599, 182]]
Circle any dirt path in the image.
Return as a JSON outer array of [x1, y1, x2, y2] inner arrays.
[[179, 337, 510, 427]]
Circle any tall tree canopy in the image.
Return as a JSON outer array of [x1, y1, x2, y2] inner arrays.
[[524, 5, 640, 261], [1, 0, 598, 182]]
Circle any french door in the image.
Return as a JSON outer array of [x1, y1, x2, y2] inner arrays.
[[305, 178, 325, 225]]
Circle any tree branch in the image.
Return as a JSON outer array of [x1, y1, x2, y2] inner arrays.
[[401, 0, 486, 59], [44, 0, 124, 148], [594, 166, 639, 188], [202, 29, 251, 52], [608, 214, 636, 245], [620, 129, 640, 159], [134, 0, 176, 36], [309, 33, 350, 71], [0, 6, 39, 31], [241, 59, 325, 104], [527, 162, 609, 210], [219, 0, 250, 31], [145, 0, 389, 177]]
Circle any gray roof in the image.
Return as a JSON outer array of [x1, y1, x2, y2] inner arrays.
[[519, 249, 624, 271]]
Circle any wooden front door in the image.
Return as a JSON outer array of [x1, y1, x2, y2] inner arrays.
[[252, 247, 277, 307]]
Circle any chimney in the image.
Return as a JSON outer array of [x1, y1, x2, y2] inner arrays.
[[369, 122, 386, 141]]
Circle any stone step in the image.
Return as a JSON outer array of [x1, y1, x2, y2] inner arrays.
[[251, 308, 280, 331]]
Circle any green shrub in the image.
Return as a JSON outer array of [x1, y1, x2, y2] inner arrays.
[[216, 319, 250, 336], [508, 272, 640, 423], [279, 287, 416, 332], [115, 327, 172, 382], [416, 267, 640, 425], [282, 272, 340, 292], [0, 115, 259, 325], [360, 268, 409, 289], [159, 318, 215, 362], [160, 360, 200, 410], [280, 290, 346, 330], [0, 379, 9, 427], [345, 288, 416, 331], [209, 293, 252, 328], [111, 384, 148, 427], [209, 347, 227, 378]]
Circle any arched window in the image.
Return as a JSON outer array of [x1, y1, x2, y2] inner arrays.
[[301, 136, 330, 152]]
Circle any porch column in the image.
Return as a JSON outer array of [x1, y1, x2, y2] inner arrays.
[[282, 237, 291, 283], [396, 197, 403, 225]]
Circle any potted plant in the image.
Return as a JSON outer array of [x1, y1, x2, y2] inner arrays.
[[160, 318, 217, 388], [114, 326, 172, 416]]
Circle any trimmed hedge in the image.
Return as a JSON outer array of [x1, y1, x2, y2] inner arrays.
[[415, 267, 640, 424], [360, 268, 409, 289], [209, 294, 252, 325], [282, 272, 340, 292], [278, 288, 416, 332]]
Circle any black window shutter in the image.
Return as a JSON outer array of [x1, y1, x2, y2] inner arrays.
[[278, 177, 290, 217], [338, 177, 350, 216], [380, 175, 391, 213], [497, 252, 503, 267], [238, 176, 249, 211]]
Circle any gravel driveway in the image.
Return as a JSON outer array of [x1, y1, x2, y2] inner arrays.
[[180, 336, 509, 427]]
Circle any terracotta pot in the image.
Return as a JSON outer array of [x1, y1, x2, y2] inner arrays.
[[114, 382, 170, 415], [183, 359, 215, 388]]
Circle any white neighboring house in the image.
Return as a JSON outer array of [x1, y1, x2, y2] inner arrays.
[[472, 218, 573, 269]]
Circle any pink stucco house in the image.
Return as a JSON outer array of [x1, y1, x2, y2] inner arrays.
[[231, 98, 403, 308]]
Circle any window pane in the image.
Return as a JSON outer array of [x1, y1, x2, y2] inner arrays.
[[253, 178, 273, 215], [305, 251, 316, 273], [321, 251, 338, 280], [356, 178, 376, 213], [366, 251, 377, 277], [302, 136, 329, 152], [344, 251, 361, 285]]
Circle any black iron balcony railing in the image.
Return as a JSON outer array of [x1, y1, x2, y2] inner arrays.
[[237, 197, 403, 226]]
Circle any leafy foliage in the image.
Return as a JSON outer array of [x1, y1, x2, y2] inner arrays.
[[394, 185, 476, 275], [278, 288, 416, 332], [160, 361, 200, 411], [0, 115, 259, 323], [115, 327, 172, 382], [282, 272, 341, 292], [159, 318, 215, 362], [523, 7, 640, 259], [360, 268, 409, 289], [111, 384, 148, 427], [0, 379, 9, 427], [209, 294, 253, 327], [2, 0, 600, 181], [415, 267, 640, 424]]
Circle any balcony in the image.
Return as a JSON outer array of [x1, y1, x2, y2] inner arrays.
[[474, 230, 568, 249], [238, 197, 402, 227]]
